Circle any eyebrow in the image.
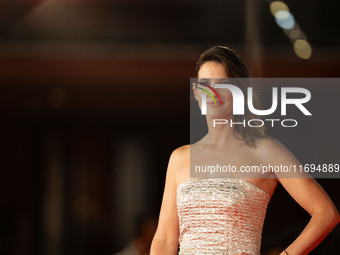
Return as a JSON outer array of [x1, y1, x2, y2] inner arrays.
[[198, 78, 229, 83], [215, 78, 229, 83], [198, 79, 210, 83]]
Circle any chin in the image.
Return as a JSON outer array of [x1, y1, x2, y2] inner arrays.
[[205, 105, 232, 118], [206, 110, 232, 119]]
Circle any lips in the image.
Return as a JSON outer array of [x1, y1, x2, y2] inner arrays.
[[207, 101, 224, 105]]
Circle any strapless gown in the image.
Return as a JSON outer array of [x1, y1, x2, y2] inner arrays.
[[177, 178, 270, 255]]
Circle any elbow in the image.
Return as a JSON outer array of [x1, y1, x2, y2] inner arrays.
[[150, 242, 158, 255], [331, 208, 340, 227], [150, 235, 179, 255], [315, 205, 340, 229], [327, 206, 340, 227], [150, 235, 162, 255], [150, 238, 160, 255]]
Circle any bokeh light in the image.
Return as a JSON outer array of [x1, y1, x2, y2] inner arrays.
[[268, 0, 312, 59], [294, 39, 312, 59], [270, 1, 289, 16], [284, 29, 307, 41], [275, 10, 295, 30]]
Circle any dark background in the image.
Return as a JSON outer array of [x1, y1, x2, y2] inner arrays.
[[0, 0, 339, 254]]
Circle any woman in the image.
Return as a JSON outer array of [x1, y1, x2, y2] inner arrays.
[[150, 46, 339, 255]]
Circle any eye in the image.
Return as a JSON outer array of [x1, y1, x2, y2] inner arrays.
[[197, 81, 210, 88]]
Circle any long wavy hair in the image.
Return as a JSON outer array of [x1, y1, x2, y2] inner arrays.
[[195, 45, 266, 147]]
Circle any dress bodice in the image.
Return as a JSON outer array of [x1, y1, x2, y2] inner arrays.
[[176, 178, 270, 255]]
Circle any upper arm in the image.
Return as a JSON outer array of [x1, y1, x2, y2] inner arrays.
[[153, 147, 184, 245], [259, 138, 338, 216], [279, 177, 338, 217]]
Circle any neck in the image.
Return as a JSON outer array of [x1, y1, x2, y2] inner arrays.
[[204, 115, 236, 146]]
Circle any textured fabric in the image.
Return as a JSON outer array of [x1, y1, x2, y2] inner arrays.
[[177, 178, 270, 255]]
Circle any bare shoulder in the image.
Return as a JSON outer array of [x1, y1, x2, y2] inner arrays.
[[169, 145, 190, 186], [171, 144, 190, 158], [168, 145, 190, 171], [254, 137, 299, 164], [253, 137, 306, 180], [255, 136, 287, 152]]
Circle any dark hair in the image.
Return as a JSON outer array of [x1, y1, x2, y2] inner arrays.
[[195, 45, 266, 147]]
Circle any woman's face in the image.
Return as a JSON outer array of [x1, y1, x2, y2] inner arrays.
[[194, 61, 233, 118]]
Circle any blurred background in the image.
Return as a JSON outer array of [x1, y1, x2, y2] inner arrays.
[[0, 0, 339, 254]]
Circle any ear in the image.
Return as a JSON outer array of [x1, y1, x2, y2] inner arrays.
[[192, 82, 198, 101]]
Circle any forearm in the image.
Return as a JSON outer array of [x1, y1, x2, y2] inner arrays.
[[150, 236, 179, 255], [281, 209, 340, 255]]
